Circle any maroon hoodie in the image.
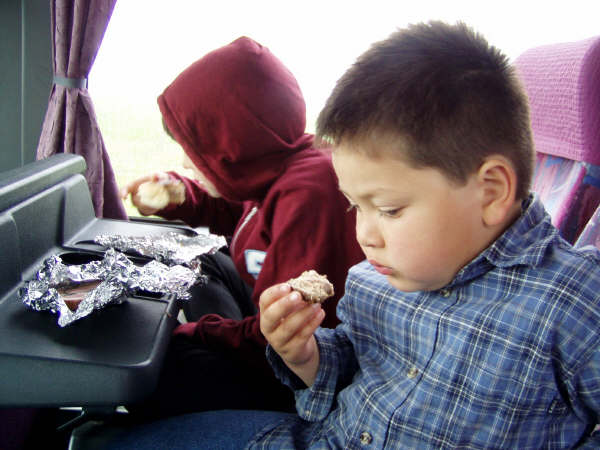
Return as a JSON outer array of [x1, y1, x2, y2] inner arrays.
[[156, 37, 364, 368]]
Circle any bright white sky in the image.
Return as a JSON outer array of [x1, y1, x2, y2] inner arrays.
[[91, 0, 599, 128]]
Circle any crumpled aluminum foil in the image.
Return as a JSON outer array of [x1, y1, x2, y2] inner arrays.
[[19, 248, 201, 327], [94, 231, 227, 269]]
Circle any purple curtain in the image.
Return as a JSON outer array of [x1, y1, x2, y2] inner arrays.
[[36, 0, 127, 219]]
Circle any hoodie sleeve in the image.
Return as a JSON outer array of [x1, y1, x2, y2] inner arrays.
[[156, 171, 244, 236], [249, 182, 358, 328], [173, 172, 363, 358]]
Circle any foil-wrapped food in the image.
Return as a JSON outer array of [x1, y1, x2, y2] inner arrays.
[[20, 230, 226, 327], [20, 248, 201, 327], [94, 230, 227, 269]]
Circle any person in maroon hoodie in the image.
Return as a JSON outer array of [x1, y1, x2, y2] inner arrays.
[[121, 36, 364, 416]]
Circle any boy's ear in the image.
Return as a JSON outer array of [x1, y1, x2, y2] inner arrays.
[[477, 156, 518, 227]]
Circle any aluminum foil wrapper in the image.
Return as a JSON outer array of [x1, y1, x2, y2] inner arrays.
[[19, 248, 201, 327], [94, 231, 227, 269]]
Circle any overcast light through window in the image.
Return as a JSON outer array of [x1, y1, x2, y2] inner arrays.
[[91, 0, 599, 130]]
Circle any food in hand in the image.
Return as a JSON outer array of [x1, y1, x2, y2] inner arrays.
[[164, 180, 185, 205], [287, 270, 334, 304], [137, 180, 185, 210]]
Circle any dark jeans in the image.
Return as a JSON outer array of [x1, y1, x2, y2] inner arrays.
[[107, 410, 295, 450], [127, 251, 295, 419]]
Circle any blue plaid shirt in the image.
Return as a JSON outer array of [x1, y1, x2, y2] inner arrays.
[[248, 195, 600, 449]]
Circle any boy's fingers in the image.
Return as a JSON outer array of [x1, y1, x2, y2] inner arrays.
[[120, 173, 171, 202], [124, 174, 157, 194], [259, 283, 292, 312], [154, 172, 170, 182], [268, 305, 324, 357], [260, 290, 303, 336], [277, 303, 323, 342], [120, 182, 140, 200], [121, 178, 143, 198], [303, 307, 326, 337]]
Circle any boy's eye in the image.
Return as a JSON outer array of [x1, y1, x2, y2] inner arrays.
[[379, 208, 402, 218], [346, 203, 359, 213]]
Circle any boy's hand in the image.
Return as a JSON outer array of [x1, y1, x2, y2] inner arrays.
[[260, 283, 325, 387], [120, 172, 177, 216]]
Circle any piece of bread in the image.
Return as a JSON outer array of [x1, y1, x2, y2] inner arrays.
[[164, 180, 185, 205], [137, 179, 185, 210], [287, 270, 334, 304], [137, 181, 170, 210]]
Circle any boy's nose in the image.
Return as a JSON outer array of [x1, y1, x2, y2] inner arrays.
[[356, 215, 383, 248]]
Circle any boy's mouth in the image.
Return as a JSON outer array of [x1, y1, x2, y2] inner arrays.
[[368, 259, 393, 275]]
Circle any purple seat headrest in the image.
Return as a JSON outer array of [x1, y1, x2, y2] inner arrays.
[[514, 36, 600, 164]]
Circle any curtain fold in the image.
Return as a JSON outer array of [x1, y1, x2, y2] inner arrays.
[[36, 0, 127, 219]]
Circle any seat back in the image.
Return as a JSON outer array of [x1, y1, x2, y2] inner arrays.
[[514, 35, 600, 243], [575, 203, 600, 248]]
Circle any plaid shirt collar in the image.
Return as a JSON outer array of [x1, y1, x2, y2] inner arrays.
[[450, 193, 557, 288]]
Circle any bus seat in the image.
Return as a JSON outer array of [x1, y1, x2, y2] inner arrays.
[[575, 202, 600, 249], [514, 35, 600, 243]]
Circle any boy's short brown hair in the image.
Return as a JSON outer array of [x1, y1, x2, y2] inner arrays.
[[316, 21, 534, 199]]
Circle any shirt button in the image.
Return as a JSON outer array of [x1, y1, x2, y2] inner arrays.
[[440, 289, 451, 297], [407, 366, 419, 379], [359, 431, 372, 445]]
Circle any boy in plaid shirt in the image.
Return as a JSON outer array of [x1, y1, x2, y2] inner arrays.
[[110, 21, 600, 449]]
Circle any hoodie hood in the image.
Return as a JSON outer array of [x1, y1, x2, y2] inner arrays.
[[158, 37, 314, 202]]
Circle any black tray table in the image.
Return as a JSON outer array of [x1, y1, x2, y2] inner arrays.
[[0, 154, 192, 407]]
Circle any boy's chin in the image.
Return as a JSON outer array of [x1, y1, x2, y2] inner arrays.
[[385, 276, 421, 293]]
